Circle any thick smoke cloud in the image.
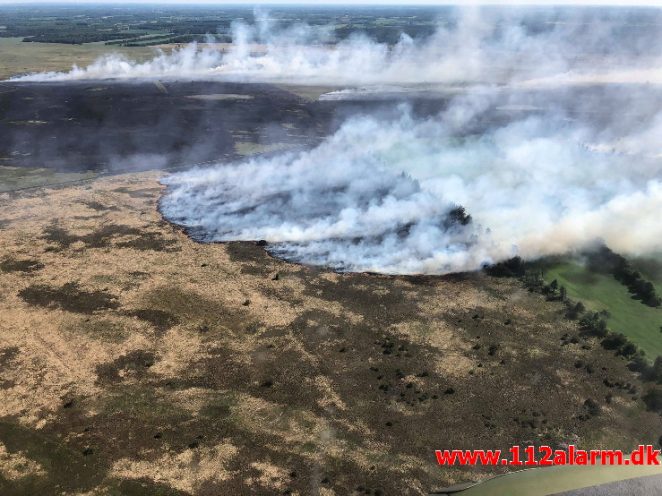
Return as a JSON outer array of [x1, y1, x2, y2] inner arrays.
[[11, 8, 662, 87], [14, 7, 662, 274], [160, 99, 662, 274], [160, 9, 662, 274], [160, 110, 485, 274]]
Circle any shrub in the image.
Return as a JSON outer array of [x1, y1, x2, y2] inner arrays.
[[565, 301, 586, 320], [643, 387, 662, 414], [583, 398, 601, 417], [484, 256, 526, 278], [602, 333, 628, 350], [579, 312, 608, 338]]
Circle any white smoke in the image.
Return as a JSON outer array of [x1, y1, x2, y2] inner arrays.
[[12, 7, 662, 274], [10, 8, 662, 87], [159, 100, 662, 275]]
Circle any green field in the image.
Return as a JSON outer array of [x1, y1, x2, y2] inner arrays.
[[632, 254, 662, 297], [542, 260, 662, 358], [0, 37, 155, 81]]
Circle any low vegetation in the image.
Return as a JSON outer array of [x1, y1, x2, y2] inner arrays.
[[587, 247, 661, 307], [486, 253, 662, 418], [0, 174, 659, 494], [542, 259, 662, 357]]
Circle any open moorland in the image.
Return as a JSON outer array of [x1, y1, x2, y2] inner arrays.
[[0, 172, 660, 495], [0, 5, 440, 45], [1, 5, 662, 494], [0, 78, 661, 496]]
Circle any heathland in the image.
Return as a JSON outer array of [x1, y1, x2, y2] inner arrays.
[[0, 172, 660, 495], [0, 5, 661, 495]]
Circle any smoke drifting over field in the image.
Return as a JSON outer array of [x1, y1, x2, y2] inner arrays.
[[160, 97, 662, 274], [14, 7, 662, 274], [159, 9, 662, 274], [11, 8, 662, 87]]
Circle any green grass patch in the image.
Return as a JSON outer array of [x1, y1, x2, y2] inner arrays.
[[542, 260, 662, 358], [631, 254, 662, 297]]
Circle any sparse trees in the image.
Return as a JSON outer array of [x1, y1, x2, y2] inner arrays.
[[566, 301, 586, 320], [588, 246, 662, 307], [579, 312, 608, 338], [484, 256, 526, 278]]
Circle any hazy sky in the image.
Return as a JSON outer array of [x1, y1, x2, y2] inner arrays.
[[0, 0, 661, 6]]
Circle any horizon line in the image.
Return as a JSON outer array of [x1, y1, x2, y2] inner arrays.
[[1, 1, 661, 7]]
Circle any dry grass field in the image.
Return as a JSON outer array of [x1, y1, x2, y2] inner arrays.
[[0, 38, 158, 81], [0, 173, 659, 495]]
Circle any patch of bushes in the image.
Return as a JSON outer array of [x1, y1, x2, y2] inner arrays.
[[588, 246, 661, 307], [18, 282, 119, 314], [584, 398, 601, 417], [578, 311, 608, 338], [541, 278, 567, 301], [630, 355, 662, 384], [485, 255, 662, 415], [484, 256, 527, 278], [565, 301, 586, 320], [601, 332, 638, 358], [643, 387, 662, 414], [446, 206, 472, 227]]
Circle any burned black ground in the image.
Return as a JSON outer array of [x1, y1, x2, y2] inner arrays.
[[4, 81, 660, 177]]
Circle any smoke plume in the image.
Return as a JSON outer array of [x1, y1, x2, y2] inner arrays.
[[13, 7, 662, 274], [10, 8, 662, 87], [160, 97, 662, 274]]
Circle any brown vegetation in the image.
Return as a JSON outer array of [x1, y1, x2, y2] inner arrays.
[[0, 173, 659, 495]]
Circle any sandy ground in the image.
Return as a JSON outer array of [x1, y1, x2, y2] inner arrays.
[[0, 172, 659, 495]]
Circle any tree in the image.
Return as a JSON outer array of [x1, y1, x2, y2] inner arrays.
[[580, 312, 608, 338], [566, 301, 586, 320], [618, 342, 638, 359], [602, 333, 628, 350], [653, 356, 662, 383], [643, 387, 662, 414]]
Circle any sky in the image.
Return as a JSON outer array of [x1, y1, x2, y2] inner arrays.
[[0, 0, 661, 6]]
